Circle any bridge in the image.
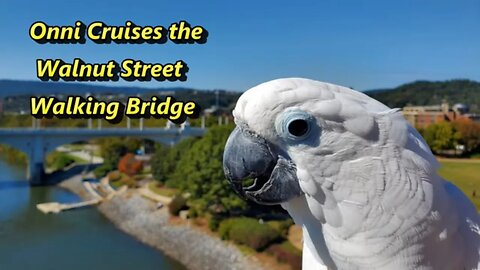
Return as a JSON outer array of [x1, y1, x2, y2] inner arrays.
[[0, 123, 205, 185]]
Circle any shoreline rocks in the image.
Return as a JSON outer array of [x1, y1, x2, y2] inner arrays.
[[59, 175, 265, 270]]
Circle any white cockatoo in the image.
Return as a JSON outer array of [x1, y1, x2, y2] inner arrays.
[[223, 78, 480, 270]]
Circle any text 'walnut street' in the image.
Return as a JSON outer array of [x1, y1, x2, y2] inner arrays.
[[36, 58, 188, 82]]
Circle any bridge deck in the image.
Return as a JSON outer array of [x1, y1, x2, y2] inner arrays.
[[0, 127, 205, 136]]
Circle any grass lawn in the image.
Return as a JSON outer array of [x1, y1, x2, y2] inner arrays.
[[67, 153, 88, 164], [64, 144, 85, 151], [110, 180, 125, 189], [148, 182, 178, 197], [438, 160, 480, 211]]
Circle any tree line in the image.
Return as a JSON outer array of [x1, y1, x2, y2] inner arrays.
[[418, 119, 480, 156]]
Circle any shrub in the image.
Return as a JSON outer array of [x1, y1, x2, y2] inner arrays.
[[188, 203, 208, 219], [106, 173, 135, 188], [208, 215, 224, 232], [266, 241, 302, 269], [218, 219, 234, 240], [188, 207, 199, 219], [107, 170, 121, 182], [266, 219, 295, 237], [94, 164, 113, 178], [168, 195, 188, 216], [218, 217, 282, 251], [0, 145, 27, 165], [118, 153, 143, 176]]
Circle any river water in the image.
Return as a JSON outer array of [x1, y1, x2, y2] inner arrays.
[[0, 158, 184, 270]]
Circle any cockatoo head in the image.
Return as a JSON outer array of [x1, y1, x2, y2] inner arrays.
[[223, 78, 436, 206], [223, 78, 479, 270]]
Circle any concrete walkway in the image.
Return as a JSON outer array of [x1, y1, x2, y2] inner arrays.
[[138, 185, 173, 205], [38, 173, 126, 214], [56, 145, 104, 164], [37, 199, 102, 214]]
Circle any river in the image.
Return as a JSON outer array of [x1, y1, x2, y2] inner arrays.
[[0, 158, 185, 270]]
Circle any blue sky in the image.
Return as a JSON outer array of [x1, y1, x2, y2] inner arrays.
[[0, 0, 478, 91]]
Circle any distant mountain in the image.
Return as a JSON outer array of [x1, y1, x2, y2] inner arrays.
[[0, 80, 241, 113], [0, 79, 198, 97], [365, 79, 480, 112], [2, 79, 479, 113]]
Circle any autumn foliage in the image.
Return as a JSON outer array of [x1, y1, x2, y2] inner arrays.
[[118, 153, 143, 176], [452, 119, 480, 153], [419, 119, 480, 155]]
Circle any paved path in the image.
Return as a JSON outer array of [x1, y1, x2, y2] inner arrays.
[[57, 145, 104, 164], [138, 185, 173, 205], [37, 199, 102, 214]]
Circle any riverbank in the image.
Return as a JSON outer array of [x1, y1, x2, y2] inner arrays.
[[59, 174, 266, 270], [0, 159, 185, 270]]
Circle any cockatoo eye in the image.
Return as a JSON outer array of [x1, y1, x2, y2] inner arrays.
[[275, 109, 315, 142], [288, 119, 309, 137]]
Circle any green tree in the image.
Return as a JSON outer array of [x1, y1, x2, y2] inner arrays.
[[172, 125, 247, 215], [94, 137, 141, 176], [423, 122, 461, 153], [150, 137, 198, 184]]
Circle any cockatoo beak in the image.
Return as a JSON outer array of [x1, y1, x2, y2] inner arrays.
[[223, 126, 304, 205]]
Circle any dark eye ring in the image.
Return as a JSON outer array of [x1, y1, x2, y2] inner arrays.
[[288, 119, 309, 137]]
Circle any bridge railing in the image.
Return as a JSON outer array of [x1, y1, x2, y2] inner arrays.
[[1, 114, 234, 130]]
